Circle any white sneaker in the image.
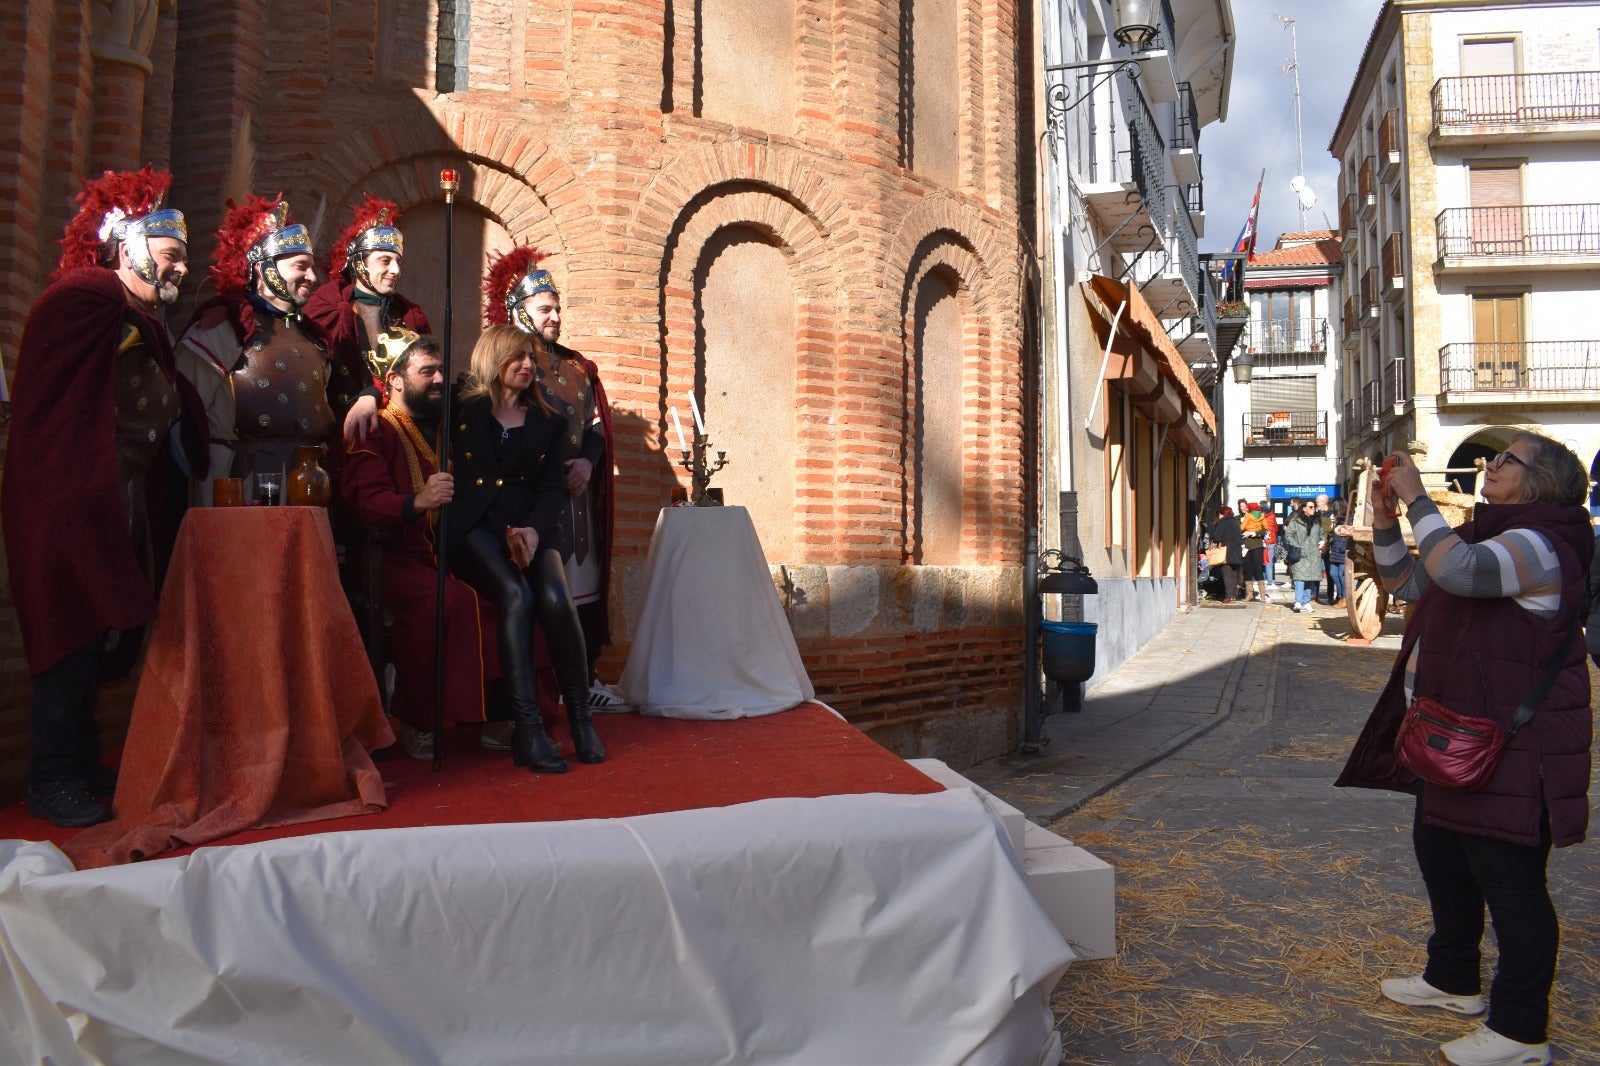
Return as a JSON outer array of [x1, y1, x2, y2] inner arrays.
[[1381, 974, 1485, 1016], [587, 680, 633, 713], [1440, 1026, 1550, 1066], [398, 722, 435, 761]]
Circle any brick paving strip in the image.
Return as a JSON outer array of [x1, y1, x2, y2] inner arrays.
[[972, 602, 1600, 1065]]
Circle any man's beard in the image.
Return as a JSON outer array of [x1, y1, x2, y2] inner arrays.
[[404, 383, 444, 423], [156, 278, 181, 305], [540, 323, 560, 346]]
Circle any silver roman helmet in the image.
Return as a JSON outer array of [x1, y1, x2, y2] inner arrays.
[[246, 202, 314, 303]]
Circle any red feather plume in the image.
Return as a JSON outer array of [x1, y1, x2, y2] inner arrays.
[[55, 166, 173, 278], [209, 194, 285, 299], [482, 243, 547, 327], [328, 194, 402, 278]]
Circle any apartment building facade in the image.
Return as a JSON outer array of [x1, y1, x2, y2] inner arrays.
[[1221, 231, 1345, 519], [1036, 0, 1235, 683], [1332, 0, 1600, 499]]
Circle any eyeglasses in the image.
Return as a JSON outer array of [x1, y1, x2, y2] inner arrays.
[[1490, 450, 1529, 471]]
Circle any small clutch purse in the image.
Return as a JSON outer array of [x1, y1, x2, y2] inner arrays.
[[505, 528, 532, 570]]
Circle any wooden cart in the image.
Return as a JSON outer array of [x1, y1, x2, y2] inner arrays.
[[1342, 451, 1478, 642]]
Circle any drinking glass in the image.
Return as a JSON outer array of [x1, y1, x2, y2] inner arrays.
[[256, 472, 283, 507]]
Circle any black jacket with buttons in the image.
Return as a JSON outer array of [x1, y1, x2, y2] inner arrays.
[[443, 394, 565, 563]]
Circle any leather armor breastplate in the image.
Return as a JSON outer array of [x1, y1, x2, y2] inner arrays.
[[230, 314, 336, 481]]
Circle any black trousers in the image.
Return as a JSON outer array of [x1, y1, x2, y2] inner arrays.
[[452, 526, 589, 711], [1413, 796, 1557, 1045], [28, 631, 109, 786]]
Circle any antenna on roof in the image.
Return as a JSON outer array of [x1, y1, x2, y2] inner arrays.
[[1272, 12, 1309, 231]]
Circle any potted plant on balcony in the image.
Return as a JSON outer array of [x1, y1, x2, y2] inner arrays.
[[1215, 299, 1250, 321]]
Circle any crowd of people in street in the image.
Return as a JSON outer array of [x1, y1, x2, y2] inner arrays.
[[1203, 493, 1349, 613], [1, 168, 629, 830]]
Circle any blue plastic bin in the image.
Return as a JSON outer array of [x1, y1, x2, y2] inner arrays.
[[1040, 620, 1097, 683]]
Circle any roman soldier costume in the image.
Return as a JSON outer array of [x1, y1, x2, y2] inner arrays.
[[483, 246, 618, 677], [177, 195, 370, 500], [303, 195, 432, 398], [1, 167, 208, 826]]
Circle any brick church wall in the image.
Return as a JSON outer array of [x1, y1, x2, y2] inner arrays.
[[0, 0, 1035, 796]]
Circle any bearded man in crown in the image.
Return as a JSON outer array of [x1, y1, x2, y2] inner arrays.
[[338, 328, 519, 758], [1, 167, 210, 827]]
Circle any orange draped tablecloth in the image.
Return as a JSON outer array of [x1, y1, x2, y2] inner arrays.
[[66, 507, 392, 869]]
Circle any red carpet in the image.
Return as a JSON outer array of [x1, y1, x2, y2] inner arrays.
[[0, 704, 944, 862]]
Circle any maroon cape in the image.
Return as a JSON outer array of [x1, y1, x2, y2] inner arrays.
[[303, 279, 432, 396], [555, 342, 617, 650], [2, 268, 208, 675], [340, 412, 498, 730]]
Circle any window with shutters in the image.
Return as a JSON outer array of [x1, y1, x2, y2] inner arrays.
[[1468, 165, 1522, 254], [1472, 293, 1525, 388]]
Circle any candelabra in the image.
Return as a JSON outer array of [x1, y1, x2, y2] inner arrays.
[[677, 434, 730, 506]]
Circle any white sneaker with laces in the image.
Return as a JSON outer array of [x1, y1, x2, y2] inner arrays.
[[1380, 974, 1485, 1016], [1440, 1026, 1550, 1066], [587, 680, 633, 713]]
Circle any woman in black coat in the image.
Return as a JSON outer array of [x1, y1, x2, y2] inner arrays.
[[447, 324, 604, 773], [1208, 506, 1244, 603]]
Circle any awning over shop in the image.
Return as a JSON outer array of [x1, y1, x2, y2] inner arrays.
[[1080, 275, 1216, 455]]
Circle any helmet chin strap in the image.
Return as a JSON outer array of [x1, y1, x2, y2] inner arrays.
[[257, 260, 300, 307]]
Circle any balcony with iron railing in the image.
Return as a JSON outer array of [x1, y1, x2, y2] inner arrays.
[[1359, 157, 1377, 217], [1242, 410, 1329, 448], [1343, 397, 1357, 432], [1080, 70, 1169, 257], [1242, 318, 1329, 367], [1170, 81, 1201, 185], [1432, 71, 1600, 143], [1382, 233, 1405, 296], [1340, 192, 1356, 238], [1438, 341, 1600, 398], [1380, 108, 1402, 179], [1360, 266, 1380, 320], [1361, 379, 1383, 426], [1343, 297, 1359, 344], [1380, 358, 1409, 407], [1435, 204, 1600, 271]]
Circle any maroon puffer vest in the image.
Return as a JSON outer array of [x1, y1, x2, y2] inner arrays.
[[1337, 502, 1593, 847]]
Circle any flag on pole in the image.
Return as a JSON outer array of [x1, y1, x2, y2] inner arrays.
[[1224, 170, 1265, 286]]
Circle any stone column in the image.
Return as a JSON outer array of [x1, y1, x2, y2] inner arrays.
[[89, 0, 174, 173]]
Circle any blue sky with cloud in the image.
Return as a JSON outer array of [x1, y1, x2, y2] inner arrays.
[[1199, 0, 1384, 251]]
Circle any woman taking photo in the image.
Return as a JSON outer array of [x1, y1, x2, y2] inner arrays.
[[447, 324, 605, 773], [1281, 498, 1326, 613], [1336, 434, 1592, 1066]]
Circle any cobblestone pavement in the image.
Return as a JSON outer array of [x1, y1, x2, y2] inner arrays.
[[971, 596, 1600, 1065]]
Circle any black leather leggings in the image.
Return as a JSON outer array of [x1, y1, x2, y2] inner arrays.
[[452, 525, 590, 712]]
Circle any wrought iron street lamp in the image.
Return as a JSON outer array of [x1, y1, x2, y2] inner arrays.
[[1110, 0, 1158, 47], [1231, 350, 1254, 384]]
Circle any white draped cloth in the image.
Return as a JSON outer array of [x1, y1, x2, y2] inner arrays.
[[620, 506, 815, 718], [0, 790, 1072, 1065]]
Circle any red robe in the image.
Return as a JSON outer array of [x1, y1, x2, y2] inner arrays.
[[339, 407, 497, 729], [302, 279, 432, 393], [2, 269, 208, 675]]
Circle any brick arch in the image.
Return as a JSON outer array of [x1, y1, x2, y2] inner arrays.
[[632, 141, 852, 250], [884, 195, 1008, 304], [311, 112, 588, 268], [658, 182, 841, 560], [900, 233, 990, 563]]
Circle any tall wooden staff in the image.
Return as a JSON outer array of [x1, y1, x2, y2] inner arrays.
[[432, 168, 460, 771]]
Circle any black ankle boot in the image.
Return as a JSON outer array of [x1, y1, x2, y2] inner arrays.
[[564, 691, 606, 764], [511, 707, 568, 774]]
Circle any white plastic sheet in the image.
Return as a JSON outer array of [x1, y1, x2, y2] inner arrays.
[[0, 789, 1071, 1065]]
